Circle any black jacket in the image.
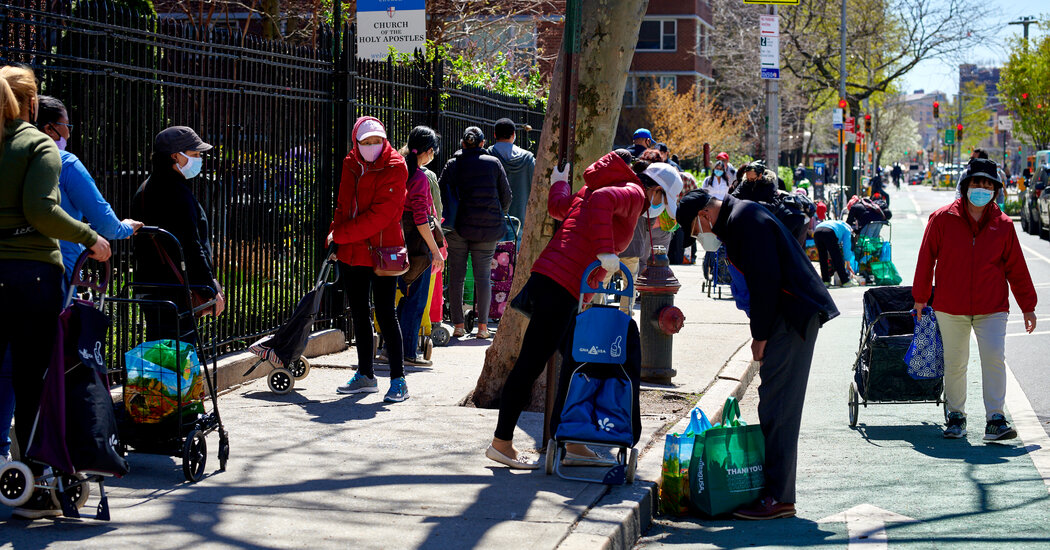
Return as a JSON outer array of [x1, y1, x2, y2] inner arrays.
[[131, 160, 217, 298], [713, 195, 839, 340], [439, 147, 512, 242], [731, 169, 778, 204]]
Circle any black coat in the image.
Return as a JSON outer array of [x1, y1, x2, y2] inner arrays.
[[439, 147, 512, 242], [712, 195, 839, 340], [131, 161, 217, 298]]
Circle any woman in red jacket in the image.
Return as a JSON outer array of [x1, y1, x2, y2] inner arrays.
[[485, 150, 662, 468], [327, 116, 410, 402], [913, 158, 1037, 441]]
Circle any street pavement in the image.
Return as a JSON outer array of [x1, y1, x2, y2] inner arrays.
[[1, 253, 753, 549], [638, 185, 1050, 549]]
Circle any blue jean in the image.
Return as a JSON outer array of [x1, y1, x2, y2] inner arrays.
[[0, 350, 13, 457], [396, 267, 432, 360]]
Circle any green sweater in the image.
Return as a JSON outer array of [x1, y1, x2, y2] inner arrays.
[[0, 120, 97, 268]]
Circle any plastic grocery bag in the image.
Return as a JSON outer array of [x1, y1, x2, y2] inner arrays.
[[688, 397, 765, 516], [124, 340, 205, 423], [905, 307, 944, 380], [660, 406, 713, 515]]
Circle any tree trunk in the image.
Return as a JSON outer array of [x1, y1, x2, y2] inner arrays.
[[471, 0, 649, 410], [262, 0, 280, 40]]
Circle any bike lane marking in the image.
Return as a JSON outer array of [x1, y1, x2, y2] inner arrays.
[[1005, 361, 1050, 494]]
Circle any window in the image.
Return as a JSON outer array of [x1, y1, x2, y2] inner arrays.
[[637, 19, 676, 51], [624, 75, 677, 107], [696, 23, 708, 56]]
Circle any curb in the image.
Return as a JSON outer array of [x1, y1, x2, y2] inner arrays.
[[556, 338, 759, 550], [209, 329, 347, 395]]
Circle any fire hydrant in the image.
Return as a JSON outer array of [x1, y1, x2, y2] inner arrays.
[[636, 245, 685, 384]]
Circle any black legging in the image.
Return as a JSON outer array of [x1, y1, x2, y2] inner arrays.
[[814, 226, 849, 284], [494, 273, 578, 441], [340, 263, 404, 379]]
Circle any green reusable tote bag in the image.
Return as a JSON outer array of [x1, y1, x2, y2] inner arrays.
[[687, 397, 766, 516]]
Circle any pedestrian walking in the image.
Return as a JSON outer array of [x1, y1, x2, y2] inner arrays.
[[813, 219, 856, 287], [891, 162, 903, 190], [132, 126, 225, 346], [390, 126, 445, 368], [488, 118, 535, 234], [912, 158, 1037, 440], [37, 95, 142, 290], [486, 150, 657, 469], [677, 188, 839, 520], [327, 116, 410, 402], [0, 65, 111, 519], [439, 126, 512, 339]]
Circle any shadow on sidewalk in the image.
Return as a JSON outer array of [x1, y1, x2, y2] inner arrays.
[[641, 516, 833, 548], [855, 423, 1032, 464]]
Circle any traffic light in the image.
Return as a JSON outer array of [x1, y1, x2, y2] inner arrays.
[[838, 98, 848, 114], [933, 101, 940, 118], [864, 114, 872, 133], [957, 123, 964, 142]]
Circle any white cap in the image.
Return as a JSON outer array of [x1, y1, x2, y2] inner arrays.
[[643, 163, 684, 218], [356, 119, 387, 141]]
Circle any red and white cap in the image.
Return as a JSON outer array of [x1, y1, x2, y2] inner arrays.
[[356, 119, 387, 141]]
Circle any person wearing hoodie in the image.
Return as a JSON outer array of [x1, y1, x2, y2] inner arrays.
[[327, 117, 410, 402], [913, 158, 1037, 441], [677, 188, 838, 520], [485, 149, 658, 469], [488, 118, 535, 236], [0, 65, 110, 519], [439, 126, 512, 339], [132, 125, 225, 347]]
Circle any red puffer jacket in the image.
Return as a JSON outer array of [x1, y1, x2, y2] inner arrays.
[[531, 151, 646, 296], [329, 116, 409, 267], [913, 198, 1037, 315]]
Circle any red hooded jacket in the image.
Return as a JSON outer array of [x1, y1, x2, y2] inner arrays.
[[531, 152, 646, 296], [329, 117, 409, 267], [913, 198, 1037, 315]]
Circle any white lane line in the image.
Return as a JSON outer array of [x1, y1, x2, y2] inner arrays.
[[1007, 331, 1050, 338], [909, 195, 921, 217], [1021, 243, 1050, 266], [1005, 362, 1050, 495]]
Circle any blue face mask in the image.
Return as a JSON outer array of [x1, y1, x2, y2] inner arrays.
[[967, 187, 993, 207], [714, 169, 724, 177]]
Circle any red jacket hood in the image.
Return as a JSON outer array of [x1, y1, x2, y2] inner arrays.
[[350, 116, 399, 169], [583, 151, 641, 191]]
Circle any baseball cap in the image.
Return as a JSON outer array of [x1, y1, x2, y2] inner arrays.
[[633, 128, 653, 141], [356, 119, 387, 141], [643, 162, 684, 218], [154, 126, 212, 155], [715, 151, 729, 160]]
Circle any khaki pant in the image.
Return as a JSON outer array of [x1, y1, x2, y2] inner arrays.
[[937, 311, 1008, 420]]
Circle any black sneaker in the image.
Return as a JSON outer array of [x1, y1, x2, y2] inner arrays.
[[12, 489, 61, 520], [943, 412, 967, 439], [984, 413, 1017, 441]]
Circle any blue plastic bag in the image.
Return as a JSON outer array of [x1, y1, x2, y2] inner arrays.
[[904, 307, 944, 380]]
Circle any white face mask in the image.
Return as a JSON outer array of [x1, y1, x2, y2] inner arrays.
[[178, 153, 202, 179], [359, 143, 384, 162], [693, 214, 722, 252], [648, 202, 665, 218]]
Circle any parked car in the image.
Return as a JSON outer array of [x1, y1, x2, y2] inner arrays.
[[1028, 151, 1050, 237]]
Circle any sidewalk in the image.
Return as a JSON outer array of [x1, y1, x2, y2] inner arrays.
[[2, 264, 754, 549]]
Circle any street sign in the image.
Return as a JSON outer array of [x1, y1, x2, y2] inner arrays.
[[759, 15, 780, 80], [944, 128, 955, 145], [998, 115, 1013, 131], [833, 108, 843, 129], [356, 0, 426, 61], [844, 117, 855, 133]]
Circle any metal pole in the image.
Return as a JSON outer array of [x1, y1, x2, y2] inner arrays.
[[838, 0, 847, 214], [765, 6, 780, 174]]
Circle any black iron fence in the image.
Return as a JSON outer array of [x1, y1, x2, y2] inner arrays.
[[0, 0, 545, 366]]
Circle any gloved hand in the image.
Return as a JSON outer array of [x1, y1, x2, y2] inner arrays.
[[552, 163, 571, 185], [597, 253, 620, 273]]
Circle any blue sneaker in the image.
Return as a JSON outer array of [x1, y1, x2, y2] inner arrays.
[[943, 412, 966, 439], [337, 373, 378, 394], [384, 377, 409, 403], [984, 413, 1017, 441]]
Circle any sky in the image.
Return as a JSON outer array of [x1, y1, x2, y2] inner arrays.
[[899, 0, 1048, 97]]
